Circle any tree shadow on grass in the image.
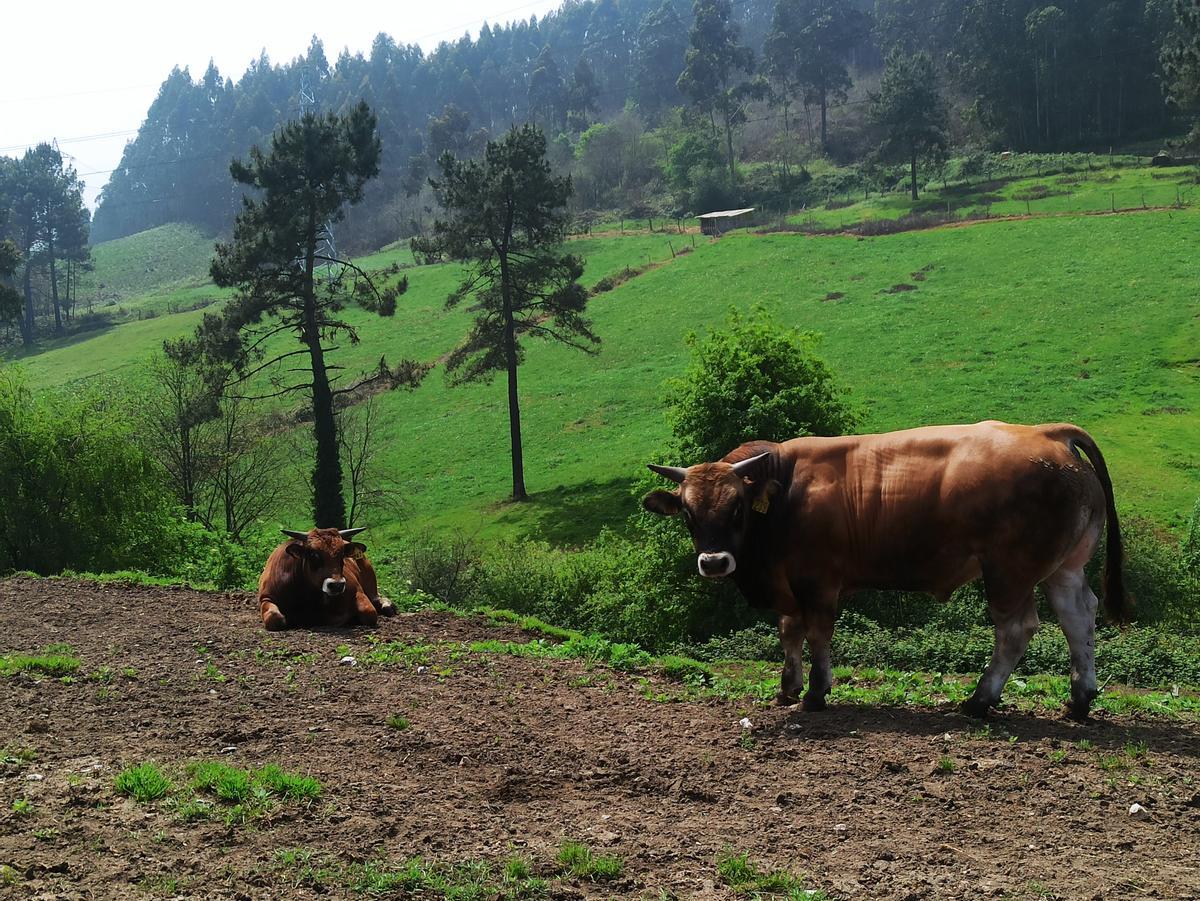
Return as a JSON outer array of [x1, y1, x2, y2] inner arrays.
[[490, 476, 640, 547], [774, 703, 1200, 758]]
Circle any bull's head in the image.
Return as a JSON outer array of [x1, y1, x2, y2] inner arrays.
[[281, 527, 367, 598], [642, 453, 776, 578]]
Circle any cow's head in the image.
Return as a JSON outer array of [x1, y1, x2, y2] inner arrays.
[[281, 527, 367, 598], [642, 452, 776, 578]]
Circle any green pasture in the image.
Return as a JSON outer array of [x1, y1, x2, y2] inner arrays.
[[792, 163, 1200, 230], [10, 187, 1200, 544]]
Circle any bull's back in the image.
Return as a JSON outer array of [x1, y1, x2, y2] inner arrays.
[[778, 422, 1105, 591]]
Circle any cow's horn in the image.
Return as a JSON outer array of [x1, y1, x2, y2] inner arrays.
[[281, 529, 309, 540], [731, 452, 770, 476], [338, 527, 366, 539], [647, 463, 688, 483]]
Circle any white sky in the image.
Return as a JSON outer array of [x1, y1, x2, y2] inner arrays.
[[0, 0, 563, 209]]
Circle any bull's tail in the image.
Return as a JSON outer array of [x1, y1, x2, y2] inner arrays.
[[1060, 426, 1129, 624]]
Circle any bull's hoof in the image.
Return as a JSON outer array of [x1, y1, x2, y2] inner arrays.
[[960, 697, 992, 719], [1066, 696, 1094, 723], [801, 693, 827, 712], [263, 612, 287, 631], [775, 692, 801, 708], [377, 596, 397, 616]]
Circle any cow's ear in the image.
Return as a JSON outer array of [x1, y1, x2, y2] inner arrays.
[[751, 479, 781, 515], [642, 489, 683, 517], [344, 542, 367, 559], [284, 541, 307, 560]]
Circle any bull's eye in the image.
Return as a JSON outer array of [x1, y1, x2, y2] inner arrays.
[[682, 508, 694, 526], [732, 501, 743, 520]]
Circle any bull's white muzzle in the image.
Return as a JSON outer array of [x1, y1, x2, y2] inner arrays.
[[698, 552, 736, 578], [323, 577, 347, 596]]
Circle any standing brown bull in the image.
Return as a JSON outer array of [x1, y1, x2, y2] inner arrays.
[[258, 527, 396, 631], [643, 421, 1126, 721]]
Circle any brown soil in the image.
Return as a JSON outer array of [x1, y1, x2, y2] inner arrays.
[[2, 576, 1199, 900]]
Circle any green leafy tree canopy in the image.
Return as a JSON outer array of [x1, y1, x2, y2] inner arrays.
[[664, 307, 859, 462]]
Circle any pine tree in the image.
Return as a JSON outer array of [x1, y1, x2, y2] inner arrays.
[[1164, 0, 1200, 139], [871, 51, 948, 200], [412, 125, 598, 501], [678, 0, 764, 183], [196, 103, 423, 528]]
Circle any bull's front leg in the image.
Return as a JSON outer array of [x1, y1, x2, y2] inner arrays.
[[802, 602, 837, 711], [352, 590, 379, 628], [260, 598, 287, 631], [777, 613, 807, 706]]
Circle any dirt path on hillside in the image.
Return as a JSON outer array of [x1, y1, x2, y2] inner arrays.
[[1, 577, 1198, 900]]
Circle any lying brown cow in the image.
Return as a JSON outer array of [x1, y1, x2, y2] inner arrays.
[[643, 421, 1126, 720], [258, 527, 396, 631]]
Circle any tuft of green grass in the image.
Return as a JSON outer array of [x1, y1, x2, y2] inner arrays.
[[0, 645, 81, 678], [936, 756, 956, 774], [716, 848, 827, 898], [2, 746, 36, 767], [187, 761, 253, 802], [556, 841, 623, 881], [363, 637, 436, 667], [385, 714, 411, 731], [255, 764, 322, 801], [12, 798, 33, 816], [115, 762, 172, 803]]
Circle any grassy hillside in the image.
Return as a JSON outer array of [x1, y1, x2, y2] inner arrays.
[[792, 162, 1200, 230], [80, 222, 215, 302], [10, 175, 1200, 545]]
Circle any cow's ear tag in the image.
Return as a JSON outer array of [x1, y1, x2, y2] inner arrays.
[[752, 495, 770, 514]]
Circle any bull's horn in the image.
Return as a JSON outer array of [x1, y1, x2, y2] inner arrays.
[[281, 529, 309, 540], [338, 527, 366, 539], [731, 452, 770, 476], [647, 463, 688, 483]]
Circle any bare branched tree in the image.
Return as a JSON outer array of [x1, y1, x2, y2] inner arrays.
[[336, 394, 407, 528], [197, 399, 290, 540]]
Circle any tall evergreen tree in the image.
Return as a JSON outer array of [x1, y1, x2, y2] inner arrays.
[[528, 46, 567, 128], [764, 0, 867, 150], [195, 103, 421, 528], [412, 125, 598, 501], [871, 51, 948, 200], [1164, 0, 1200, 138], [678, 0, 763, 182], [567, 58, 601, 131], [634, 1, 689, 118]]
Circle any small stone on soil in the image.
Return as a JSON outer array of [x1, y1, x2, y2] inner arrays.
[[339, 655, 357, 666]]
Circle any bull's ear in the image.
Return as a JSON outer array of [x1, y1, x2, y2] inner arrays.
[[751, 479, 781, 515], [642, 489, 683, 517], [344, 542, 367, 558], [284, 541, 307, 559]]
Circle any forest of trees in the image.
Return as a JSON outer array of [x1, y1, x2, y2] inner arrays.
[[0, 0, 1196, 271], [0, 145, 91, 346]]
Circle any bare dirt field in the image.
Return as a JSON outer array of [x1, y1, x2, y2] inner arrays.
[[1, 576, 1198, 900]]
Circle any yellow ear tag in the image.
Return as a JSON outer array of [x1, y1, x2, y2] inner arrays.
[[752, 495, 770, 514]]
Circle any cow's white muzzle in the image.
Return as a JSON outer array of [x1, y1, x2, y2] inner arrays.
[[323, 578, 347, 596], [698, 552, 736, 578]]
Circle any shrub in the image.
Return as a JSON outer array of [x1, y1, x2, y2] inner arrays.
[[0, 369, 182, 575], [662, 307, 860, 463]]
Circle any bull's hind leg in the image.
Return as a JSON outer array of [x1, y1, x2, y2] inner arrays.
[[963, 578, 1039, 718], [1043, 566, 1099, 721], [777, 613, 806, 706]]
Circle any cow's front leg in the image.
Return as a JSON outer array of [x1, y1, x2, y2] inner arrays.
[[353, 590, 379, 627], [777, 613, 806, 706], [803, 603, 837, 711], [260, 598, 287, 631]]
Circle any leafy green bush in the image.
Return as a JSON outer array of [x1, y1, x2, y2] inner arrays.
[[662, 307, 859, 462], [0, 369, 181, 575]]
